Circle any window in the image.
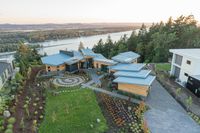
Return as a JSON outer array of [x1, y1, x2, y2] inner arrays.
[[57, 69, 60, 71], [186, 60, 191, 65], [184, 73, 189, 77], [175, 54, 183, 66], [48, 69, 51, 72], [48, 66, 50, 69], [57, 66, 59, 68]]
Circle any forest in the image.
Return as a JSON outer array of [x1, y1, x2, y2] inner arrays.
[[93, 15, 200, 63]]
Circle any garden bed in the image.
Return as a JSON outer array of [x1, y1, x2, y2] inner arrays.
[[11, 67, 46, 133], [96, 92, 149, 133]]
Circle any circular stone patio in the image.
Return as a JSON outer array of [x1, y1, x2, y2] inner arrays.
[[53, 76, 85, 87]]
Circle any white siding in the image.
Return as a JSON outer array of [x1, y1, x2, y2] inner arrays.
[[170, 52, 200, 84]]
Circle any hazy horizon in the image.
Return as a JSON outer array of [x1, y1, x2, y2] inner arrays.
[[0, 0, 199, 24]]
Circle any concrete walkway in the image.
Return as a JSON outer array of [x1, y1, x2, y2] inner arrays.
[[145, 80, 200, 133], [82, 83, 140, 104], [84, 69, 102, 85]]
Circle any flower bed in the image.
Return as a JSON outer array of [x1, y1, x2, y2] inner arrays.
[[96, 93, 150, 133]]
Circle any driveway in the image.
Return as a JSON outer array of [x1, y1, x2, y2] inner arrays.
[[145, 80, 200, 133]]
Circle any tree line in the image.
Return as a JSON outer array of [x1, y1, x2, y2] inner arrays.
[[93, 15, 200, 63]]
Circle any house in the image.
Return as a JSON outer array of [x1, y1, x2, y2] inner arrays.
[[110, 63, 155, 97], [41, 50, 85, 73], [109, 51, 155, 97], [170, 49, 200, 97], [41, 49, 155, 97], [0, 62, 13, 90], [41, 48, 117, 73]]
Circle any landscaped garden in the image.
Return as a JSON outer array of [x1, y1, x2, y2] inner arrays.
[[39, 88, 108, 133], [96, 93, 149, 133]]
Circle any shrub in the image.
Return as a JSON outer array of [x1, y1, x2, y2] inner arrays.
[[7, 124, 13, 129], [5, 129, 13, 133], [34, 111, 38, 115], [35, 97, 40, 101], [15, 72, 24, 83], [33, 103, 37, 106], [7, 117, 16, 124], [39, 115, 44, 119], [0, 126, 5, 131]]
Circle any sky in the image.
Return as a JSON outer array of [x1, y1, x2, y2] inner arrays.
[[0, 0, 199, 24]]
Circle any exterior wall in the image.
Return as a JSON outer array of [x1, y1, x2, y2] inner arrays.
[[93, 61, 112, 69], [118, 83, 149, 97], [46, 64, 65, 72], [109, 69, 116, 73], [132, 59, 137, 64], [170, 53, 200, 84]]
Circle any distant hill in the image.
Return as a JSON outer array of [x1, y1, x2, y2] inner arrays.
[[0, 23, 152, 32]]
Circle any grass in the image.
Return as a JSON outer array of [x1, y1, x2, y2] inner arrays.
[[39, 88, 108, 133], [155, 63, 171, 71]]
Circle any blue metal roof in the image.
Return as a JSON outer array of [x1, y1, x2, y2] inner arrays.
[[112, 51, 140, 63], [81, 48, 96, 56], [114, 70, 151, 78], [93, 54, 117, 65], [109, 63, 145, 72], [113, 75, 156, 86], [41, 53, 71, 66], [41, 50, 85, 66], [81, 48, 117, 65]]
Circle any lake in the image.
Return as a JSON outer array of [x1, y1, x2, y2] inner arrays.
[[36, 30, 134, 55]]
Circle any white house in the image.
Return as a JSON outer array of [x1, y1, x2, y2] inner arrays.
[[169, 49, 200, 86]]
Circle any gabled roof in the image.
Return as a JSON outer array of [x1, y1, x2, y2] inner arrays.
[[112, 51, 140, 63], [113, 75, 156, 86], [169, 49, 200, 59], [109, 63, 145, 72], [114, 70, 151, 79], [81, 48, 96, 57]]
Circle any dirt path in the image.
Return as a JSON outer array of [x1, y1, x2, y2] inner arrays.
[[13, 67, 45, 133]]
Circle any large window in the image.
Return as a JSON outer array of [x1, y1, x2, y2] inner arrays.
[[175, 54, 183, 66]]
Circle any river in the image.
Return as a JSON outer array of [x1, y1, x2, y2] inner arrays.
[[36, 30, 134, 55]]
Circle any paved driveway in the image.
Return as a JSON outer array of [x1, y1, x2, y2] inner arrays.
[[145, 80, 200, 133]]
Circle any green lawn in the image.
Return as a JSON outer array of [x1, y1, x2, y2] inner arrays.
[[155, 63, 171, 71], [39, 88, 108, 133]]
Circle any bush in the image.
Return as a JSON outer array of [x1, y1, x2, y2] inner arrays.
[[5, 129, 13, 133], [7, 117, 16, 124], [15, 72, 24, 83], [7, 124, 13, 129]]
